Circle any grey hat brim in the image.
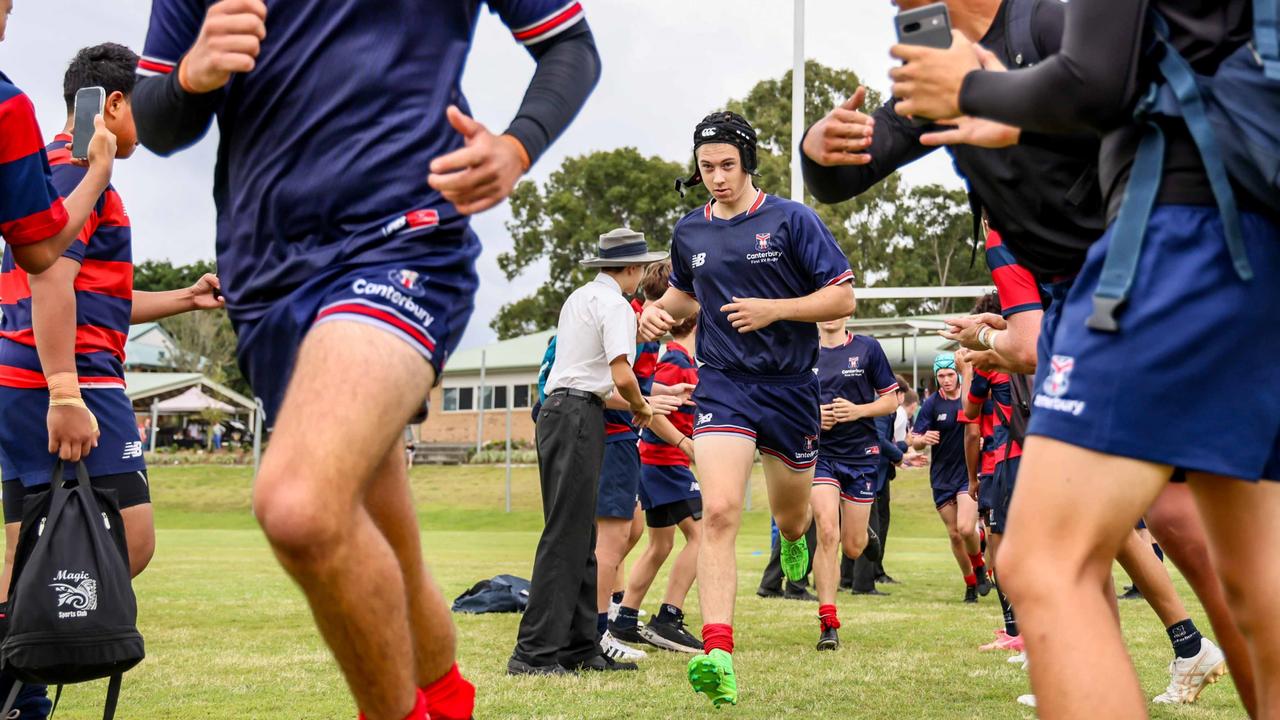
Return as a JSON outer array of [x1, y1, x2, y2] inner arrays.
[[580, 250, 670, 267]]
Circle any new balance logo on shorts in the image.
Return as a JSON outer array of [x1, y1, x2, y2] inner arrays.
[[1035, 355, 1086, 416], [696, 412, 714, 426]]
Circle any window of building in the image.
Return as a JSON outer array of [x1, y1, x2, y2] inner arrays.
[[513, 384, 531, 409], [443, 387, 474, 412], [482, 385, 508, 410]]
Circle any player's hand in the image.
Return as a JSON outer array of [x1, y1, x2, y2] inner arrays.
[[69, 115, 118, 173], [181, 0, 268, 94], [966, 348, 1014, 374], [831, 397, 863, 422], [647, 394, 684, 417], [941, 313, 1007, 351], [428, 106, 528, 216], [820, 403, 837, 431], [968, 478, 979, 501], [630, 400, 654, 430], [920, 430, 941, 446], [639, 304, 675, 342], [721, 297, 781, 333], [47, 405, 100, 462], [890, 30, 980, 121], [653, 382, 696, 400], [920, 115, 1020, 149], [802, 86, 875, 167], [188, 274, 226, 310], [678, 436, 695, 460]]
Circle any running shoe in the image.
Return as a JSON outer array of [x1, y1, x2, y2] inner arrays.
[[641, 617, 702, 654], [779, 534, 809, 583], [600, 630, 647, 661], [688, 649, 738, 708], [979, 629, 1026, 652], [816, 626, 840, 651], [607, 620, 649, 648], [1153, 638, 1227, 704], [964, 585, 978, 603], [1017, 694, 1037, 707]]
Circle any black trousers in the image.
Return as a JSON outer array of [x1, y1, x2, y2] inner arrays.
[[852, 480, 892, 591], [758, 519, 818, 594], [512, 393, 604, 667]]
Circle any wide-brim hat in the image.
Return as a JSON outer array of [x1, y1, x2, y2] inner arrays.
[[580, 228, 670, 267]]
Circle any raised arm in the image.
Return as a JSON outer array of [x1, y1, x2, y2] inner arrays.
[[131, 273, 225, 323]]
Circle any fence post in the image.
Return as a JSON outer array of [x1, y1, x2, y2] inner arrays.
[[476, 350, 487, 452], [505, 404, 513, 513]]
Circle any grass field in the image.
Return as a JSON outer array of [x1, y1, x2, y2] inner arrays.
[[44, 463, 1245, 718]]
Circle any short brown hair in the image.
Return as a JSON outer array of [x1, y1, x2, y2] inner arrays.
[[894, 374, 909, 392], [972, 291, 1002, 316], [670, 314, 697, 339], [640, 259, 673, 301]]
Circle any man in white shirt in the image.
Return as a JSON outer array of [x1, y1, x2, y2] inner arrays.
[[510, 228, 667, 675]]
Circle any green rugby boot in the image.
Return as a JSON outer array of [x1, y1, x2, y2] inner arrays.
[[687, 649, 738, 708], [779, 533, 809, 583]]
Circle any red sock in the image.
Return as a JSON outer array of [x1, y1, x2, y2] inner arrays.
[[358, 689, 428, 720], [818, 604, 840, 631], [964, 573, 977, 587], [969, 554, 986, 574], [703, 623, 734, 654], [421, 664, 475, 720]]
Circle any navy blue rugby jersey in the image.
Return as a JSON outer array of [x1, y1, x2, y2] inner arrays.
[[815, 333, 898, 461]]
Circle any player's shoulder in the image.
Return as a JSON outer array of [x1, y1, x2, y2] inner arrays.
[[675, 202, 711, 230], [765, 193, 819, 223], [0, 72, 25, 106]]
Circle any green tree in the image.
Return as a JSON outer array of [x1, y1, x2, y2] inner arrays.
[[133, 259, 217, 292], [491, 148, 703, 338]]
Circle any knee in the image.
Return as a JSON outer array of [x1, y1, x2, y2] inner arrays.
[[254, 475, 346, 562], [650, 535, 675, 558], [843, 531, 868, 560], [701, 499, 740, 536], [947, 526, 964, 545], [816, 520, 840, 551]]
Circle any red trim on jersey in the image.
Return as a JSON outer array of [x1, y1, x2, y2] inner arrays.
[[0, 203, 68, 247], [0, 94, 44, 164], [74, 259, 134, 300], [137, 58, 174, 75], [0, 268, 31, 303], [315, 303, 437, 353], [512, 2, 584, 42], [0, 365, 124, 389], [824, 270, 855, 287], [704, 202, 713, 221], [746, 189, 766, 214], [877, 382, 900, 395]]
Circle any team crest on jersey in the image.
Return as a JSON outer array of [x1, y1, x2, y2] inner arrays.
[[755, 233, 771, 251], [388, 269, 427, 297], [848, 357, 860, 370], [1043, 355, 1074, 398]]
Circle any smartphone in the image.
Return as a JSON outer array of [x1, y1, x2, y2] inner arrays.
[[71, 86, 106, 160], [894, 3, 953, 126]]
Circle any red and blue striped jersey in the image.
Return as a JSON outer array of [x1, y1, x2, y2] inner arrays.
[[985, 230, 1044, 318], [0, 72, 68, 249], [604, 299, 659, 442], [639, 341, 698, 466], [0, 134, 132, 389], [139, 0, 587, 322], [969, 367, 1022, 465], [977, 397, 997, 476]]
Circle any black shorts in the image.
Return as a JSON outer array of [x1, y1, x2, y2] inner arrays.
[[2, 470, 151, 524], [644, 497, 702, 528]]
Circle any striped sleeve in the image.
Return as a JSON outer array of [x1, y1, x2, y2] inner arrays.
[[984, 230, 1042, 317], [138, 0, 206, 77], [0, 90, 68, 246], [492, 0, 587, 46]]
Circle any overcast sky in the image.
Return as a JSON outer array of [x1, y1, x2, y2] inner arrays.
[[2, 0, 961, 351]]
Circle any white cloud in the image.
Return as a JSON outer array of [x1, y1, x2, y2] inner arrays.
[[2, 0, 960, 350]]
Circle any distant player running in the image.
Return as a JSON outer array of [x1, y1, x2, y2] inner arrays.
[[811, 317, 898, 651], [911, 353, 990, 603], [640, 111, 854, 708], [133, 2, 600, 718]]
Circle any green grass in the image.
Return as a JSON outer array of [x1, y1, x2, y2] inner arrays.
[[43, 464, 1245, 718]]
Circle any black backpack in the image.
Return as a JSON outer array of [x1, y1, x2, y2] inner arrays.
[[1, 462, 144, 719]]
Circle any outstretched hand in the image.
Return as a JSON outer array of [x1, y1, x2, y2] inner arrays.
[[428, 106, 529, 216]]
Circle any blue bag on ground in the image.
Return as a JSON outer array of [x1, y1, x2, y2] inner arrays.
[[451, 575, 531, 614]]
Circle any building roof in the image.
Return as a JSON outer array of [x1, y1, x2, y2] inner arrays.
[[447, 329, 555, 374], [124, 372, 256, 411]]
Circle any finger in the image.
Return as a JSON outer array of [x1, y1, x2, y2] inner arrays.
[[80, 438, 94, 459], [213, 53, 257, 74], [719, 303, 740, 314], [824, 136, 874, 154], [61, 441, 77, 462], [445, 176, 502, 206], [446, 105, 484, 139], [49, 434, 58, 454], [453, 195, 504, 216], [208, 12, 268, 39], [428, 144, 486, 175], [213, 0, 268, 22], [828, 108, 874, 131], [429, 167, 487, 195], [841, 86, 867, 111], [919, 128, 966, 147], [822, 152, 873, 167], [94, 114, 107, 132], [889, 43, 925, 62], [974, 44, 1008, 72], [209, 34, 262, 57], [207, 274, 222, 289], [893, 95, 916, 118]]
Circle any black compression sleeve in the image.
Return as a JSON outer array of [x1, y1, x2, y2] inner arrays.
[[800, 99, 935, 204], [503, 20, 601, 166], [133, 69, 222, 157], [959, 0, 1144, 135]]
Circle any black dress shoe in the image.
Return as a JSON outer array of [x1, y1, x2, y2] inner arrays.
[[757, 586, 785, 598], [508, 657, 570, 676], [783, 588, 818, 602], [875, 574, 899, 585], [563, 654, 638, 672], [851, 588, 890, 596]]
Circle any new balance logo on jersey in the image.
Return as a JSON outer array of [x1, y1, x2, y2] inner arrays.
[[691, 252, 707, 269], [121, 441, 143, 460]]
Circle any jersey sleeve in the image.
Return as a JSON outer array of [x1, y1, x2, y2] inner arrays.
[[667, 221, 695, 296], [0, 91, 68, 247], [792, 206, 853, 291], [968, 369, 992, 404], [865, 339, 898, 395], [138, 0, 207, 77], [488, 0, 586, 47], [600, 297, 636, 366], [984, 230, 1042, 317], [957, 408, 977, 425], [47, 164, 98, 265], [911, 396, 934, 435]]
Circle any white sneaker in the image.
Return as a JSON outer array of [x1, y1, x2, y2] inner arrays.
[[600, 630, 647, 661], [1153, 638, 1227, 704], [1008, 652, 1026, 665], [1016, 694, 1037, 707]]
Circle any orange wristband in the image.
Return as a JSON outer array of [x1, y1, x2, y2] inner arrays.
[[500, 134, 532, 172]]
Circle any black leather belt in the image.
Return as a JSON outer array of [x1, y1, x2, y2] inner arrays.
[[549, 387, 603, 407]]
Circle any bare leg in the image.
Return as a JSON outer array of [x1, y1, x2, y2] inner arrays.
[[1147, 483, 1257, 716], [693, 436, 755, 627], [936, 501, 973, 578], [955, 493, 981, 557], [662, 516, 702, 608], [810, 485, 842, 608], [998, 437, 1170, 720], [252, 322, 435, 720], [620, 526, 675, 611], [840, 501, 872, 561], [760, 454, 815, 542], [596, 517, 633, 617], [1116, 527, 1190, 629], [1186, 474, 1280, 718]]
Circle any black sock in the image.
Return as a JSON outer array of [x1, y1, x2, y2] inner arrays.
[[612, 606, 640, 630], [994, 575, 1018, 637], [656, 603, 682, 624], [1167, 618, 1203, 659], [610, 590, 624, 605], [1152, 542, 1164, 562], [597, 612, 608, 640]]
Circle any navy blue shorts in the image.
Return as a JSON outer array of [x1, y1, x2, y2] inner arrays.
[[812, 456, 879, 503], [931, 477, 968, 510], [0, 386, 145, 486], [691, 367, 821, 470], [597, 441, 640, 519], [639, 463, 700, 511], [989, 457, 1020, 535], [1030, 206, 1280, 480], [977, 472, 997, 513], [232, 231, 480, 426]]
